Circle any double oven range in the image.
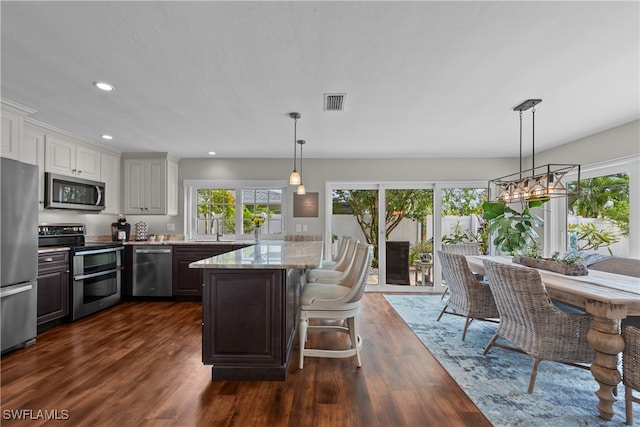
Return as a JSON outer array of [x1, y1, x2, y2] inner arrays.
[[38, 224, 124, 321]]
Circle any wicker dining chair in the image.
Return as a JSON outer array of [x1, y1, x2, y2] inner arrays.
[[440, 243, 481, 299], [482, 259, 595, 394], [442, 242, 480, 255], [622, 325, 640, 425], [436, 251, 499, 341]]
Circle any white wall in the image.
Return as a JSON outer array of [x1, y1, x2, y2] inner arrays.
[[38, 209, 180, 240], [37, 119, 639, 242], [533, 120, 639, 257], [532, 120, 639, 166], [177, 157, 518, 238]]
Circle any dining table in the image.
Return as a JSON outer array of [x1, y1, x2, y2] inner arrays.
[[465, 255, 640, 421]]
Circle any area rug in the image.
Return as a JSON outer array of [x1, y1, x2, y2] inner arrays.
[[384, 294, 637, 426]]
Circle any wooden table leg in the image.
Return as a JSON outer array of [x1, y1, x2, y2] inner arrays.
[[585, 300, 627, 420]]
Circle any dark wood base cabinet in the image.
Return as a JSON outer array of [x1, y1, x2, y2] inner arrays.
[[202, 268, 305, 380], [173, 245, 246, 297], [37, 251, 69, 332]]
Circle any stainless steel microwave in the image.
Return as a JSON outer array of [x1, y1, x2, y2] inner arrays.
[[45, 173, 106, 211]]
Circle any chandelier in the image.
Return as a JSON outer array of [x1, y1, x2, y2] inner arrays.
[[489, 99, 580, 202]]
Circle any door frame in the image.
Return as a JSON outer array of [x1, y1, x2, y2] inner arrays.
[[326, 180, 486, 289]]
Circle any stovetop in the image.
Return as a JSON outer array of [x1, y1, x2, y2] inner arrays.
[[38, 223, 123, 252]]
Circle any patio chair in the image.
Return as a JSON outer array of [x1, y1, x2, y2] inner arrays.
[[437, 251, 499, 341], [298, 243, 374, 369], [482, 259, 595, 394], [622, 325, 640, 425]]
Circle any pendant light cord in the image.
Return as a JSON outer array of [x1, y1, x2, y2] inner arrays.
[[293, 118, 298, 171], [519, 110, 523, 181], [531, 106, 536, 175], [299, 141, 303, 182]]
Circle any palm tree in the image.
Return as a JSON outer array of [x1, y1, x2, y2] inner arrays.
[[568, 173, 629, 236]]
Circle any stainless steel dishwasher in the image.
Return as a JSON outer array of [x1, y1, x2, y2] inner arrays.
[[132, 246, 173, 296]]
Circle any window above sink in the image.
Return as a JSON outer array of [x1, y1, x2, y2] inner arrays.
[[184, 179, 286, 241]]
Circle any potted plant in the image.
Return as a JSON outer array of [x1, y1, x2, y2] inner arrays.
[[483, 199, 590, 275], [482, 199, 545, 256], [512, 250, 589, 276], [410, 239, 433, 263]]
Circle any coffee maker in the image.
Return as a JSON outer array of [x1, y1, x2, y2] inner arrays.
[[111, 214, 131, 242]]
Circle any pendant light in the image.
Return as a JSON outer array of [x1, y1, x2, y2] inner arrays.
[[296, 140, 306, 195], [489, 99, 580, 202], [288, 112, 301, 185]]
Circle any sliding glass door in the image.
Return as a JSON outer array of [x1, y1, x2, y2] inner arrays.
[[383, 186, 434, 287], [328, 182, 436, 289], [330, 185, 380, 285]]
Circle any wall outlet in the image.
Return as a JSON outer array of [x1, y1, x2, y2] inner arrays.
[[295, 224, 302, 232], [166, 223, 175, 231]]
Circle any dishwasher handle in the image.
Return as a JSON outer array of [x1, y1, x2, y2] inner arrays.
[[134, 248, 172, 254]]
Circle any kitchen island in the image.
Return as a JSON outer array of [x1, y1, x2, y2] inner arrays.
[[190, 240, 323, 380]]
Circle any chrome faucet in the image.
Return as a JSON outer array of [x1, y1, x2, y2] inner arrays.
[[210, 217, 223, 241]]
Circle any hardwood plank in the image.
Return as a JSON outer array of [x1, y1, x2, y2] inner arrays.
[[0, 295, 490, 427]]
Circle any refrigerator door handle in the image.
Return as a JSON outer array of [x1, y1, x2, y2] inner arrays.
[[0, 283, 34, 299]]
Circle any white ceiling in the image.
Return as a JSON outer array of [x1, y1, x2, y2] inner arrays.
[[1, 1, 638, 159]]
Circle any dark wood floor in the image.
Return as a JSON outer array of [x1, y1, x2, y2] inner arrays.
[[0, 294, 490, 427]]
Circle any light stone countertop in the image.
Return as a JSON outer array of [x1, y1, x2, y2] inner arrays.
[[189, 240, 324, 269], [37, 246, 71, 254], [122, 240, 253, 246]]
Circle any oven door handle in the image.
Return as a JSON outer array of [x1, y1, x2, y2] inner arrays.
[[75, 247, 124, 256], [74, 267, 122, 281]]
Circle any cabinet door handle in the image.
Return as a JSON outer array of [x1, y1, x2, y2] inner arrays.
[[43, 257, 54, 262], [77, 170, 82, 174], [71, 169, 77, 174]]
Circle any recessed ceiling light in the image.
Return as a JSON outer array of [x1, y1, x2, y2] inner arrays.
[[94, 81, 114, 91], [101, 134, 113, 140], [208, 151, 216, 156]]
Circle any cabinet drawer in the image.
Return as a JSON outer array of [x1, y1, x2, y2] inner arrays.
[[38, 251, 69, 270]]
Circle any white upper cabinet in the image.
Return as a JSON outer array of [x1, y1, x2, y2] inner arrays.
[[45, 134, 101, 180], [20, 124, 44, 167], [1, 100, 36, 160], [21, 124, 46, 210], [100, 152, 120, 214], [1, 109, 21, 160], [123, 155, 178, 216]]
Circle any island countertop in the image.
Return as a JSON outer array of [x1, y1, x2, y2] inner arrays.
[[189, 240, 323, 270]]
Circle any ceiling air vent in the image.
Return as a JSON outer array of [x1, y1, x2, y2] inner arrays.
[[324, 93, 346, 111]]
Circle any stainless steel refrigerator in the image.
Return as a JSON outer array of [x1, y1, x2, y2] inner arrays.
[[1, 157, 38, 353]]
